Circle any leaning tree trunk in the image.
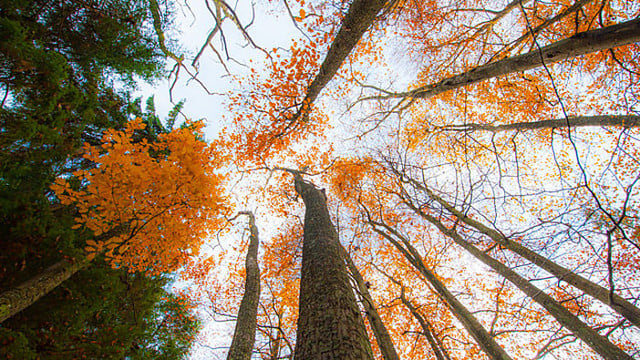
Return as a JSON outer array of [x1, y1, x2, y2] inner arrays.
[[0, 257, 90, 323], [292, 0, 388, 122], [441, 115, 640, 133], [401, 175, 640, 329], [342, 246, 400, 360], [406, 201, 634, 360], [0, 225, 127, 323], [399, 286, 451, 360], [227, 211, 261, 360], [293, 174, 374, 360], [377, 18, 640, 100], [369, 220, 513, 360]]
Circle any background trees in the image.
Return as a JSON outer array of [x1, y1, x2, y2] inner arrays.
[[200, 0, 640, 358]]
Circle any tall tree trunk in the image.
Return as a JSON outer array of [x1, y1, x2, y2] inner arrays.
[[367, 218, 513, 360], [404, 199, 634, 360], [399, 286, 452, 360], [342, 246, 400, 360], [293, 174, 374, 360], [374, 18, 640, 100], [398, 173, 640, 328], [292, 0, 388, 122], [440, 115, 640, 133], [227, 211, 261, 360], [0, 257, 90, 323]]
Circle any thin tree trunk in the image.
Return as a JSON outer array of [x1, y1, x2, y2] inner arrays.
[[399, 173, 640, 329], [0, 257, 90, 323], [366, 218, 513, 360], [404, 199, 633, 360], [293, 174, 374, 359], [441, 115, 640, 133], [227, 211, 261, 360], [342, 246, 401, 360], [399, 286, 452, 360], [374, 18, 640, 100]]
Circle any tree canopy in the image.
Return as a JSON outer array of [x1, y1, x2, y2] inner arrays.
[[2, 0, 640, 359]]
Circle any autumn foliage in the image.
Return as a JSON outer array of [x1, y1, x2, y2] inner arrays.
[[52, 119, 228, 275]]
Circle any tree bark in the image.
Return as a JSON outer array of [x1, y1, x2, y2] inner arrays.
[[0, 257, 90, 323], [377, 18, 640, 100], [408, 204, 633, 360], [293, 174, 374, 360], [441, 115, 640, 133], [399, 174, 640, 329], [0, 225, 127, 324], [399, 286, 451, 360], [227, 211, 261, 360], [342, 246, 400, 360], [368, 219, 513, 360], [293, 0, 389, 122]]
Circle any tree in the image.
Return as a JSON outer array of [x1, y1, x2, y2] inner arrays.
[[0, 119, 228, 323], [343, 244, 400, 360], [227, 211, 261, 360], [0, 250, 199, 359], [205, 0, 640, 357], [0, 0, 166, 250], [4, 0, 640, 358], [292, 172, 374, 359]]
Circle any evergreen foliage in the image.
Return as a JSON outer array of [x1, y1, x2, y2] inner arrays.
[[0, 0, 165, 267], [0, 262, 199, 359]]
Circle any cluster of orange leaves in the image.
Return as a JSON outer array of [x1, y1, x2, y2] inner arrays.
[[52, 119, 228, 275], [223, 2, 338, 164]]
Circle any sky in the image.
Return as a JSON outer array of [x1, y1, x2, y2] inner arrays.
[[136, 0, 303, 140]]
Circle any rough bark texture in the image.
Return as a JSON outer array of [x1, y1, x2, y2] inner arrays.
[[404, 176, 640, 329], [408, 202, 633, 360], [0, 258, 90, 323], [443, 115, 640, 133], [343, 246, 400, 360], [0, 225, 131, 324], [399, 287, 451, 360], [227, 211, 261, 360], [489, 0, 594, 62], [370, 222, 513, 360], [293, 175, 374, 360], [386, 18, 640, 100], [292, 0, 388, 121]]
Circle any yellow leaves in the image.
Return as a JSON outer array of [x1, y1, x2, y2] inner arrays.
[[53, 119, 228, 275]]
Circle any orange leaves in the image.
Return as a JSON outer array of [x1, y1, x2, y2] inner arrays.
[[223, 2, 341, 165], [53, 118, 228, 275], [327, 157, 373, 202]]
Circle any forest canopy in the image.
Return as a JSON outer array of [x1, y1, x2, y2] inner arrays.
[[1, 0, 640, 359]]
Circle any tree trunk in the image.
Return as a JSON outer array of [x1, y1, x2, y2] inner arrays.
[[406, 200, 633, 360], [227, 211, 261, 360], [368, 220, 513, 360], [0, 225, 128, 324], [377, 18, 640, 100], [399, 286, 451, 360], [0, 257, 90, 323], [293, 0, 388, 122], [441, 115, 640, 133], [293, 174, 374, 360], [342, 246, 400, 360], [400, 174, 640, 329]]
